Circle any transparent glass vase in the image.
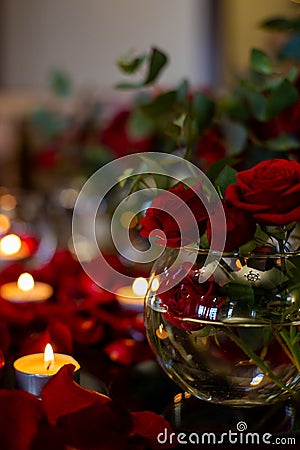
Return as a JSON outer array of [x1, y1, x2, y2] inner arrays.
[[145, 247, 300, 407]]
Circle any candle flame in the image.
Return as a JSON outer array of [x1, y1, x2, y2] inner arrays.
[[132, 277, 148, 296], [44, 343, 54, 370], [0, 234, 21, 255], [18, 273, 34, 291]]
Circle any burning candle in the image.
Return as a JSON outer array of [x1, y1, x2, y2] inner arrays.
[[0, 272, 53, 303], [115, 277, 149, 312], [0, 233, 30, 260], [14, 343, 80, 396]]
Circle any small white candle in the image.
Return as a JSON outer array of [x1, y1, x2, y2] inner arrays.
[[14, 343, 80, 396], [0, 273, 53, 303], [115, 277, 149, 312], [0, 233, 31, 260]]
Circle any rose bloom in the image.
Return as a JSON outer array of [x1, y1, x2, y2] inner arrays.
[[159, 277, 223, 331], [207, 202, 256, 252], [225, 159, 300, 226], [101, 109, 154, 157], [140, 182, 208, 247], [196, 126, 226, 170]]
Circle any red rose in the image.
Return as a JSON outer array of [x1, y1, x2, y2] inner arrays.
[[159, 277, 223, 331], [196, 126, 226, 170], [225, 159, 300, 225], [101, 109, 154, 157], [207, 202, 256, 252], [140, 182, 208, 247]]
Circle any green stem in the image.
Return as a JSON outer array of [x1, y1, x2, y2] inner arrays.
[[280, 327, 300, 373], [222, 327, 295, 394]]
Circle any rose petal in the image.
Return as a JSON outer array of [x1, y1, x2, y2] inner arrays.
[[131, 411, 176, 449], [0, 389, 43, 450], [41, 364, 132, 450]]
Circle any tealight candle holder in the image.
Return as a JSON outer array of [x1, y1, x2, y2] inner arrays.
[[115, 277, 149, 312], [0, 273, 53, 303], [14, 343, 80, 397]]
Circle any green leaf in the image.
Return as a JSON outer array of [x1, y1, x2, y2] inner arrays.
[[118, 168, 134, 188], [192, 91, 215, 130], [183, 115, 197, 151], [245, 90, 267, 121], [144, 47, 168, 86], [164, 122, 181, 140], [214, 164, 237, 196], [286, 67, 299, 83], [191, 325, 216, 338], [127, 109, 154, 139], [116, 47, 168, 89], [176, 79, 189, 103], [253, 225, 269, 247], [265, 78, 298, 120], [115, 82, 143, 90], [50, 70, 72, 97], [264, 133, 300, 151], [264, 225, 286, 241], [117, 51, 146, 74], [250, 48, 273, 75], [219, 281, 254, 304], [223, 121, 247, 154], [206, 156, 239, 183], [140, 91, 177, 117]]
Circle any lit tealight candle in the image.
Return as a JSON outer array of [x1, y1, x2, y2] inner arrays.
[[115, 277, 149, 312], [0, 272, 53, 303], [0, 233, 30, 260], [14, 343, 80, 396]]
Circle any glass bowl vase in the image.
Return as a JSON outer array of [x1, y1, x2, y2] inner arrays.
[[145, 247, 300, 407]]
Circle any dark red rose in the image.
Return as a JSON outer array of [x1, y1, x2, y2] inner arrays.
[[207, 202, 256, 252], [225, 159, 300, 225], [159, 277, 223, 331], [35, 146, 59, 169], [251, 108, 300, 141], [196, 126, 226, 170], [101, 109, 154, 157], [140, 182, 208, 247]]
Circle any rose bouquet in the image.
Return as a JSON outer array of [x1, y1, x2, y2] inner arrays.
[[140, 157, 300, 406]]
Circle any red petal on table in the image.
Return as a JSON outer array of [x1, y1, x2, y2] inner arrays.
[[0, 389, 43, 450], [59, 400, 132, 450], [104, 339, 153, 366], [131, 411, 176, 449], [41, 364, 132, 450], [41, 364, 100, 425]]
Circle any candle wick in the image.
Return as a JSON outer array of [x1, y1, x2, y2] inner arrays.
[[46, 362, 51, 370]]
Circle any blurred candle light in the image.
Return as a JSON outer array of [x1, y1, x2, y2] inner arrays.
[[0, 233, 30, 260], [0, 272, 53, 303], [115, 277, 148, 312], [0, 233, 21, 255]]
